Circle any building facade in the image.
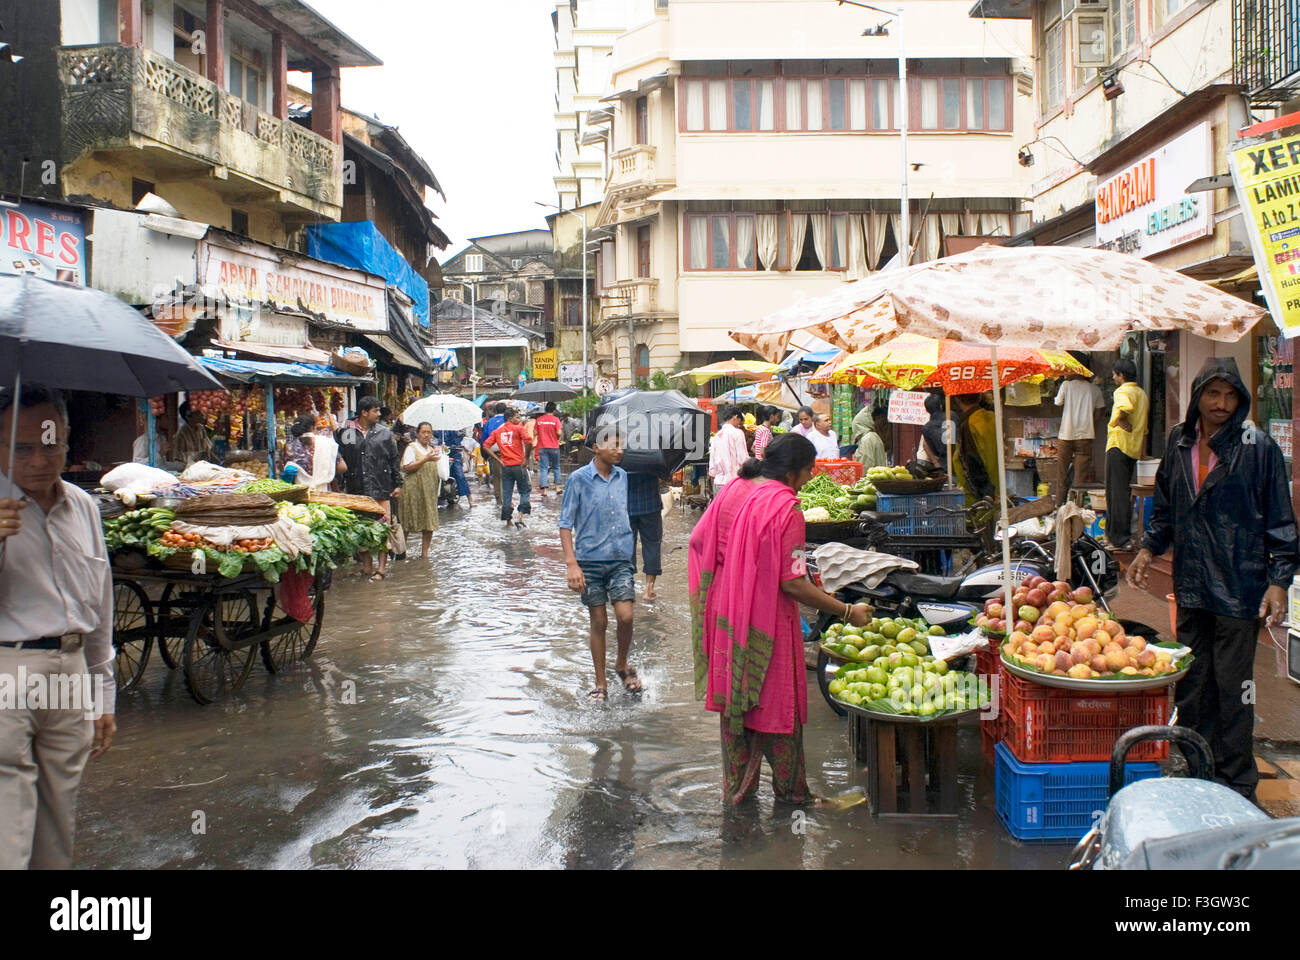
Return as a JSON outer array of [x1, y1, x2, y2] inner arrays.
[[590, 0, 1036, 386]]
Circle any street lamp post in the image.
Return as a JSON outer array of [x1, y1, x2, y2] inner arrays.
[[462, 281, 477, 384], [537, 201, 589, 391], [839, 1, 909, 265]]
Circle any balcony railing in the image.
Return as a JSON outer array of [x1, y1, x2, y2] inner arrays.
[[1233, 0, 1300, 100], [58, 44, 341, 207], [600, 278, 659, 323], [607, 145, 658, 197]]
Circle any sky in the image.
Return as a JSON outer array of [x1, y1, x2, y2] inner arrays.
[[301, 0, 561, 261]]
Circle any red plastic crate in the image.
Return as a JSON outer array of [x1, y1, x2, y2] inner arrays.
[[1000, 669, 1171, 763], [977, 653, 1004, 764], [812, 458, 863, 486]]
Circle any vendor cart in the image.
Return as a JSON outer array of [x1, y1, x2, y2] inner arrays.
[[111, 565, 328, 705]]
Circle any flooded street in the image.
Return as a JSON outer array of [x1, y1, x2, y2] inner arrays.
[[79, 491, 1066, 869]]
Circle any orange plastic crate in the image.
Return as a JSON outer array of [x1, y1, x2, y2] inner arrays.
[[812, 458, 862, 486], [1000, 669, 1171, 763]]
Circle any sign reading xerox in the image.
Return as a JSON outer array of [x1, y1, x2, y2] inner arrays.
[[1230, 126, 1300, 338], [0, 202, 85, 283]]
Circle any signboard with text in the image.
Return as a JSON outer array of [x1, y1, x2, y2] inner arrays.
[[1230, 129, 1300, 338], [532, 348, 558, 380], [559, 362, 593, 388], [1095, 122, 1212, 258], [887, 389, 930, 425], [0, 202, 85, 284]]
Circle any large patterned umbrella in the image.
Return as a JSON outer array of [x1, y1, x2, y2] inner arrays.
[[671, 358, 782, 385], [809, 334, 1053, 394], [729, 244, 1266, 362]]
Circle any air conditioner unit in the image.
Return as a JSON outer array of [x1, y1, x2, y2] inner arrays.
[[1074, 9, 1111, 69]]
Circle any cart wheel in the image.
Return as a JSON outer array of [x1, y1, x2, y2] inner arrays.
[[112, 581, 154, 691], [260, 580, 325, 673], [157, 583, 192, 669], [182, 590, 258, 705]]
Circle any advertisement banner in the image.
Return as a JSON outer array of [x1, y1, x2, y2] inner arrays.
[[532, 348, 558, 380], [887, 389, 931, 425], [559, 362, 593, 388], [1230, 130, 1300, 338], [0, 202, 85, 284]]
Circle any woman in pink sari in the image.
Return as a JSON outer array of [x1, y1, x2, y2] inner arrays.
[[689, 434, 872, 804]]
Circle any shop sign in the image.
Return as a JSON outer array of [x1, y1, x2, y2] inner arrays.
[[0, 202, 85, 283], [532, 348, 558, 380], [1094, 122, 1213, 258], [560, 363, 594, 389], [1269, 419, 1293, 459], [887, 389, 930, 425], [1230, 130, 1300, 338], [199, 241, 386, 331], [218, 303, 309, 346]]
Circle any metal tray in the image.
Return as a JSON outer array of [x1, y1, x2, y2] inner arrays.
[[1000, 650, 1190, 692], [835, 699, 982, 725]]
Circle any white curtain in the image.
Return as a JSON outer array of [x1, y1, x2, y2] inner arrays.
[[709, 80, 727, 131], [757, 214, 780, 270], [849, 79, 867, 130], [918, 214, 942, 263], [940, 212, 962, 238], [888, 213, 902, 267], [846, 214, 868, 280], [810, 213, 830, 271], [788, 214, 808, 269], [866, 213, 887, 270], [757, 80, 774, 130], [689, 217, 708, 269], [736, 216, 756, 269], [806, 81, 823, 130], [978, 212, 1012, 236], [785, 80, 802, 129], [686, 80, 705, 131]]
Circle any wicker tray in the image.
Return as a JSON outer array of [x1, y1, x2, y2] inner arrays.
[[308, 490, 387, 515], [330, 349, 373, 376], [265, 485, 309, 503], [871, 477, 947, 495]]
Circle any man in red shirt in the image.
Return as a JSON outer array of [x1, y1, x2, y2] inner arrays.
[[484, 409, 534, 527], [534, 401, 564, 496]]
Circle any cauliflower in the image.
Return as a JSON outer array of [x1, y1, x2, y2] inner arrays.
[[803, 506, 831, 522]]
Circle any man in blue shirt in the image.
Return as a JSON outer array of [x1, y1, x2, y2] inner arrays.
[[626, 472, 663, 602], [482, 402, 509, 504], [559, 429, 640, 702]]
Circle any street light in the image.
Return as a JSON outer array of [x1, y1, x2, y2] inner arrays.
[[461, 280, 477, 385], [837, 0, 909, 266], [537, 200, 589, 390]]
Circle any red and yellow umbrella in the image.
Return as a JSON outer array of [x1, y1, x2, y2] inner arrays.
[[810, 334, 1055, 395], [671, 358, 782, 385]]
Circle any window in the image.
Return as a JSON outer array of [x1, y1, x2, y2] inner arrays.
[[601, 241, 616, 289], [562, 298, 583, 327], [1043, 19, 1066, 112], [465, 254, 483, 273], [966, 77, 1010, 130], [829, 214, 849, 270], [685, 214, 758, 271], [636, 345, 650, 380], [636, 96, 649, 144], [637, 226, 651, 278], [231, 210, 249, 236], [1159, 0, 1185, 22], [1111, 0, 1137, 58], [230, 57, 262, 108], [512, 258, 523, 269]]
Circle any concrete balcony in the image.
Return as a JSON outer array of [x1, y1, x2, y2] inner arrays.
[[58, 44, 342, 217], [607, 145, 664, 200], [599, 278, 660, 326]]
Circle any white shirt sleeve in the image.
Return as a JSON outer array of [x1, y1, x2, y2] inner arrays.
[[1054, 384, 1065, 406], [402, 444, 418, 466]]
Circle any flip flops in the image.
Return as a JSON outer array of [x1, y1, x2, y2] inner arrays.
[[617, 668, 643, 695]]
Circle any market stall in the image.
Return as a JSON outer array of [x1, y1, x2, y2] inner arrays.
[[100, 465, 389, 704]]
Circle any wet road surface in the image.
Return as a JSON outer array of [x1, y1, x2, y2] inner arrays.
[[80, 489, 1069, 869]]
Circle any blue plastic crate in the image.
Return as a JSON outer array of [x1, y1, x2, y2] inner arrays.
[[994, 742, 1161, 843], [876, 489, 968, 537]]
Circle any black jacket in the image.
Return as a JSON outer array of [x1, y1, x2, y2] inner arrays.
[[1141, 357, 1299, 619], [337, 420, 402, 502]]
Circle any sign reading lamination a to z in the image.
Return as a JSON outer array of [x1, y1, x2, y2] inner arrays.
[[1230, 128, 1300, 338]]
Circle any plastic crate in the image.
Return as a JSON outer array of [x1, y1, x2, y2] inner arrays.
[[1000, 669, 1171, 763], [876, 489, 968, 537], [976, 653, 1004, 763], [812, 458, 863, 486], [995, 742, 1161, 842]]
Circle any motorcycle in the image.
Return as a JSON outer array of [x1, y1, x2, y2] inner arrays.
[[809, 523, 1153, 716]]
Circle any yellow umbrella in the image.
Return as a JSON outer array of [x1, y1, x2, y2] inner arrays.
[[672, 358, 783, 385]]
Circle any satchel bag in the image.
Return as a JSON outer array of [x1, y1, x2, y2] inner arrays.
[[387, 519, 407, 556]]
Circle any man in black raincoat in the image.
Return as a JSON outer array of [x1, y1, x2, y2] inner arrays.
[[1128, 357, 1298, 799]]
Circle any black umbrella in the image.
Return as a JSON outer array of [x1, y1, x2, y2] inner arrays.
[[591, 389, 711, 477], [513, 379, 576, 403], [0, 274, 225, 505]]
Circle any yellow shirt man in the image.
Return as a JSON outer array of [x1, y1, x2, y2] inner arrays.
[[1107, 381, 1149, 459]]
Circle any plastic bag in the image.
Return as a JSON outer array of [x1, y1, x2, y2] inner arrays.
[[100, 462, 176, 495], [179, 461, 254, 483], [436, 453, 451, 482]]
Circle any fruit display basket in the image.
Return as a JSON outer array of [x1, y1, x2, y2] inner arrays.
[[1000, 649, 1191, 693], [812, 458, 863, 486], [999, 667, 1171, 763], [994, 742, 1161, 843], [877, 489, 967, 536]]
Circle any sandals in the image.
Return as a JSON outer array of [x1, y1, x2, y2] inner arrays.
[[587, 687, 608, 702], [617, 668, 643, 695], [369, 572, 385, 582]]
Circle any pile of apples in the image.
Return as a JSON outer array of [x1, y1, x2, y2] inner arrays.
[[974, 574, 1092, 636], [993, 575, 1178, 679]]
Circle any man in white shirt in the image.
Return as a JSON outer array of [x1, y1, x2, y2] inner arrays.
[[131, 426, 170, 464], [1054, 371, 1104, 495], [708, 405, 749, 490], [0, 384, 116, 869], [809, 413, 840, 460]]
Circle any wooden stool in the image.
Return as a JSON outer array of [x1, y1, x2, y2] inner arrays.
[[850, 712, 959, 819]]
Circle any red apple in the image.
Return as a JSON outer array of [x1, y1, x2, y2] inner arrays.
[[1014, 619, 1033, 634], [1025, 588, 1047, 608], [986, 602, 1004, 619], [976, 614, 989, 627], [1071, 586, 1094, 604], [1052, 580, 1071, 595]]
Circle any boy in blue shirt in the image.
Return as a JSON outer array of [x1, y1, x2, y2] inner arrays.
[[559, 427, 640, 702]]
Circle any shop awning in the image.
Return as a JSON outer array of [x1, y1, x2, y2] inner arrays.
[[1204, 265, 1259, 290], [209, 339, 332, 365], [363, 333, 427, 373], [197, 357, 372, 386]]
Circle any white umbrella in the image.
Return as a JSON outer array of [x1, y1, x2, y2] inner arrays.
[[400, 394, 483, 431]]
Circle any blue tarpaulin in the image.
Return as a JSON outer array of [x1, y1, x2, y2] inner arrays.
[[198, 357, 372, 385], [305, 221, 430, 327], [427, 346, 459, 369], [778, 347, 841, 373]]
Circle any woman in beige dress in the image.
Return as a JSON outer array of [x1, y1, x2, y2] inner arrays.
[[400, 422, 441, 559]]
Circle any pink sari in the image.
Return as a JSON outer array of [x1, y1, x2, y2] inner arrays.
[[699, 480, 807, 735], [688, 478, 758, 701]]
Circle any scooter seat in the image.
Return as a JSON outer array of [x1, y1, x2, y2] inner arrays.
[[887, 570, 965, 600]]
